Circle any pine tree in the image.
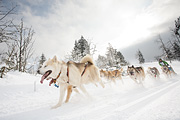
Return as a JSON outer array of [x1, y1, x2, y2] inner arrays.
[[70, 36, 90, 62], [174, 16, 180, 41], [39, 53, 46, 68], [136, 49, 145, 64], [172, 42, 180, 60], [116, 51, 128, 66]]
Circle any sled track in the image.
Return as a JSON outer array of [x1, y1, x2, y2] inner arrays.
[[40, 79, 180, 120], [101, 80, 180, 120]]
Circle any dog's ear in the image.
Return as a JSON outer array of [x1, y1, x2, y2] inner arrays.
[[132, 65, 134, 68], [52, 56, 57, 62]]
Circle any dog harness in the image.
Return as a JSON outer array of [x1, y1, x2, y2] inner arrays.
[[67, 66, 70, 83], [52, 71, 61, 88], [66, 62, 90, 84], [81, 63, 88, 76]]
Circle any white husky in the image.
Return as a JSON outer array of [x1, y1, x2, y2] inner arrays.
[[38, 54, 104, 108]]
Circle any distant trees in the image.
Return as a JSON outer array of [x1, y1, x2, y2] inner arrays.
[[136, 49, 145, 64], [38, 53, 46, 68], [96, 43, 128, 69]]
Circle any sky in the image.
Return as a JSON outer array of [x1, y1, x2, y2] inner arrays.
[[2, 0, 180, 63]]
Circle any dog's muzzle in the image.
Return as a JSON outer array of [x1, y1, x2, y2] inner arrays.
[[130, 71, 134, 75]]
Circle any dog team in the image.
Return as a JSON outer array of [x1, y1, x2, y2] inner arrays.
[[37, 54, 176, 108]]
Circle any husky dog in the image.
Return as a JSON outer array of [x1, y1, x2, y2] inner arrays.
[[147, 67, 160, 79], [38, 54, 104, 108], [127, 65, 145, 84], [100, 68, 123, 84], [100, 69, 115, 83], [161, 65, 176, 77], [111, 68, 124, 84]]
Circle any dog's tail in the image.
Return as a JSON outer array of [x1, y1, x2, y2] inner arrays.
[[80, 54, 94, 64]]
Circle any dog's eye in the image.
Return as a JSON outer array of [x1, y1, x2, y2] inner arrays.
[[44, 65, 47, 68]]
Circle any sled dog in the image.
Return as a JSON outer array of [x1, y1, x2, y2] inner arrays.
[[111, 68, 123, 80], [100, 68, 123, 84], [100, 69, 115, 83], [38, 54, 104, 108], [161, 65, 176, 77], [127, 65, 145, 84], [147, 67, 160, 79]]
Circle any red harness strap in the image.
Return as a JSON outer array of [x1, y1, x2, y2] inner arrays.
[[67, 66, 69, 83], [81, 64, 88, 76]]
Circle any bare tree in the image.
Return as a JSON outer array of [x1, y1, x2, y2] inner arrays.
[[2, 19, 35, 72], [13, 19, 35, 72], [0, 0, 18, 43], [156, 35, 173, 62]]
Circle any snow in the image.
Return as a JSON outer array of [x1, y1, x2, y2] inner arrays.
[[0, 61, 180, 120]]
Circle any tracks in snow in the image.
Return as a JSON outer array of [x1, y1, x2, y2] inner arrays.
[[102, 79, 180, 120]]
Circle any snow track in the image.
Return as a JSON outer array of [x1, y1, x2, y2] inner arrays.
[[103, 79, 180, 120]]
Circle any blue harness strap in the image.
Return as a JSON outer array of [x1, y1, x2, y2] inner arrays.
[[54, 83, 59, 88]]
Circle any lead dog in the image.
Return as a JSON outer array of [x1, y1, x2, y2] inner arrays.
[[38, 54, 104, 108], [127, 65, 145, 84]]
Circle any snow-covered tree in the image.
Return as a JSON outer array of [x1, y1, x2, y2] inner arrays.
[[104, 43, 128, 69], [96, 55, 107, 69], [136, 49, 145, 64], [69, 36, 90, 62], [106, 43, 117, 68]]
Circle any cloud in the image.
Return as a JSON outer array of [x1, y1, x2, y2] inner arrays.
[[13, 0, 180, 61]]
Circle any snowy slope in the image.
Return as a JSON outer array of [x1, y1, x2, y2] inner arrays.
[[0, 61, 180, 120]]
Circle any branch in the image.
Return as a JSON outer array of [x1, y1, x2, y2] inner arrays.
[[0, 5, 17, 21]]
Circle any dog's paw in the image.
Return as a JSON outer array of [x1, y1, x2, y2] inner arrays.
[[51, 104, 61, 109], [65, 100, 69, 103]]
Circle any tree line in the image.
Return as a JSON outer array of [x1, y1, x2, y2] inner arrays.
[[65, 36, 145, 70]]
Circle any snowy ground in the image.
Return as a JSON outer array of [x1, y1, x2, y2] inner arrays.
[[0, 61, 180, 120]]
